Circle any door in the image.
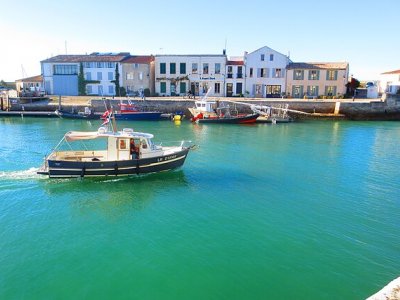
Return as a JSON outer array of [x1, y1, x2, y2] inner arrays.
[[266, 85, 281, 98], [191, 82, 199, 96], [226, 83, 233, 97]]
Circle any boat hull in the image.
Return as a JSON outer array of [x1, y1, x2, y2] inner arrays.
[[55, 110, 100, 120], [197, 113, 259, 124], [114, 112, 163, 120], [43, 148, 190, 178]]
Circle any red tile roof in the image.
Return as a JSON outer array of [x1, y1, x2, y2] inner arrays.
[[15, 75, 43, 82], [122, 56, 155, 64], [288, 62, 348, 70], [227, 60, 244, 65], [381, 69, 400, 75]]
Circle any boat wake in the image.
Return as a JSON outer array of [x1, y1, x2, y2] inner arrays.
[[0, 167, 41, 180]]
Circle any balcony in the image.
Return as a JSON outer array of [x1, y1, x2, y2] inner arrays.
[[227, 73, 233, 79]]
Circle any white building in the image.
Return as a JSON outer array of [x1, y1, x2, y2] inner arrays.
[[154, 54, 226, 97], [41, 53, 129, 96], [244, 46, 291, 98], [380, 69, 400, 94], [225, 59, 245, 96]]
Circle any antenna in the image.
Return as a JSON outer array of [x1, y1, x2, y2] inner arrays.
[[65, 40, 68, 54]]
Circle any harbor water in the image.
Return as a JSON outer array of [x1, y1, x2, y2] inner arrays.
[[0, 117, 399, 299]]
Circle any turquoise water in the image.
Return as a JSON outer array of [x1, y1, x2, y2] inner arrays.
[[0, 117, 399, 299]]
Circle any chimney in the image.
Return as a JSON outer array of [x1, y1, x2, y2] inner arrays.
[[223, 49, 226, 55]]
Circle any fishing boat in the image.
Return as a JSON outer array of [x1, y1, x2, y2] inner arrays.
[[113, 102, 162, 120], [55, 107, 100, 120], [37, 112, 193, 178], [188, 89, 259, 124]]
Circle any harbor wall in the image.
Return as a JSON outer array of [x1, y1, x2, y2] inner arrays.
[[5, 95, 400, 120]]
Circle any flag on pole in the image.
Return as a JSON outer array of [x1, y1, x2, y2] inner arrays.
[[101, 110, 112, 126]]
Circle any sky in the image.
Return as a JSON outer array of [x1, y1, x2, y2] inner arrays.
[[1, 0, 399, 82]]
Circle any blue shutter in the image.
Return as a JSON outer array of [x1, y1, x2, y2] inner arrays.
[[333, 86, 337, 96], [301, 70, 304, 80], [272, 68, 276, 78], [334, 71, 338, 80], [281, 69, 285, 78], [257, 68, 261, 78], [300, 86, 304, 96], [307, 86, 310, 96], [316, 70, 320, 80], [308, 71, 311, 80], [266, 68, 269, 78], [326, 71, 329, 80], [293, 70, 296, 80], [316, 86, 319, 96]]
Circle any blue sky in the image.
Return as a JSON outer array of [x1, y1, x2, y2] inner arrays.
[[1, 0, 398, 81]]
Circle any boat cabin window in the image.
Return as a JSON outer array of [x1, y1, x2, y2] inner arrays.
[[140, 139, 148, 149], [119, 139, 128, 150]]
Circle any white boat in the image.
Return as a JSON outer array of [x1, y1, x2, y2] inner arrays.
[[37, 113, 193, 178]]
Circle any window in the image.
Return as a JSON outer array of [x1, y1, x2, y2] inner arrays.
[[108, 72, 113, 80], [53, 64, 78, 75], [180, 63, 186, 74], [236, 83, 243, 94], [292, 85, 303, 98], [126, 73, 134, 80], [202, 82, 208, 93], [203, 63, 209, 74], [133, 63, 139, 69], [325, 86, 337, 96], [227, 66, 233, 78], [97, 72, 102, 80], [274, 68, 282, 78], [170, 63, 176, 74], [106, 62, 115, 68], [86, 85, 92, 94], [215, 63, 221, 74], [327, 70, 338, 80], [237, 66, 243, 78], [108, 85, 114, 94], [270, 54, 274, 61], [260, 68, 268, 78], [308, 85, 319, 96], [294, 70, 304, 80], [170, 83, 176, 95], [84, 62, 90, 68], [261, 54, 265, 61], [85, 72, 91, 80], [160, 82, 166, 93], [139, 72, 143, 80], [249, 68, 253, 78], [98, 85, 103, 95], [267, 85, 281, 95], [215, 83, 220, 94], [192, 63, 198, 74], [309, 70, 319, 80], [97, 62, 103, 68], [180, 82, 186, 94], [160, 63, 166, 74]]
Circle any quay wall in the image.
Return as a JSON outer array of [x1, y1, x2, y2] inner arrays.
[[5, 95, 400, 120]]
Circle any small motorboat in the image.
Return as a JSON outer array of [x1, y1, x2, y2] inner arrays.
[[55, 107, 100, 120], [113, 102, 162, 120], [37, 112, 193, 178]]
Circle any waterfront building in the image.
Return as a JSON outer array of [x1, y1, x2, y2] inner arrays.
[[120, 56, 155, 96], [41, 52, 130, 96], [154, 54, 226, 97], [286, 62, 349, 98], [244, 46, 291, 98], [379, 69, 400, 94], [225, 59, 245, 96], [15, 75, 44, 97]]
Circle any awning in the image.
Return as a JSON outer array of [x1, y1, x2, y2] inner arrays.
[[64, 131, 101, 141]]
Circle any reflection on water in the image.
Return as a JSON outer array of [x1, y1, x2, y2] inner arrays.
[[41, 170, 189, 220]]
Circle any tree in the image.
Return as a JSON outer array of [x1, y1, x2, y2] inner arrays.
[[78, 63, 86, 95], [346, 77, 360, 97], [112, 64, 121, 96]]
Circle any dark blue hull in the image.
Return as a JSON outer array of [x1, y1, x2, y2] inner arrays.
[[114, 112, 163, 120], [43, 148, 189, 178]]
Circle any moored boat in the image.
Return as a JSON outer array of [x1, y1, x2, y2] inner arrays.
[[113, 102, 162, 120], [37, 112, 193, 178], [55, 108, 100, 120]]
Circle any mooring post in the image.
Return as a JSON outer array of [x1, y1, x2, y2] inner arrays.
[[58, 95, 61, 110]]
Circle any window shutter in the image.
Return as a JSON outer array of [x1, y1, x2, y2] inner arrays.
[[266, 68, 269, 78], [307, 86, 310, 95], [316, 86, 319, 96], [325, 86, 328, 95], [300, 86, 303, 96], [293, 70, 296, 80], [334, 71, 338, 80], [316, 70, 320, 80], [257, 68, 261, 78], [281, 69, 285, 78], [333, 86, 337, 95], [326, 71, 329, 80], [272, 68, 276, 78], [301, 70, 304, 80], [308, 71, 311, 80]]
